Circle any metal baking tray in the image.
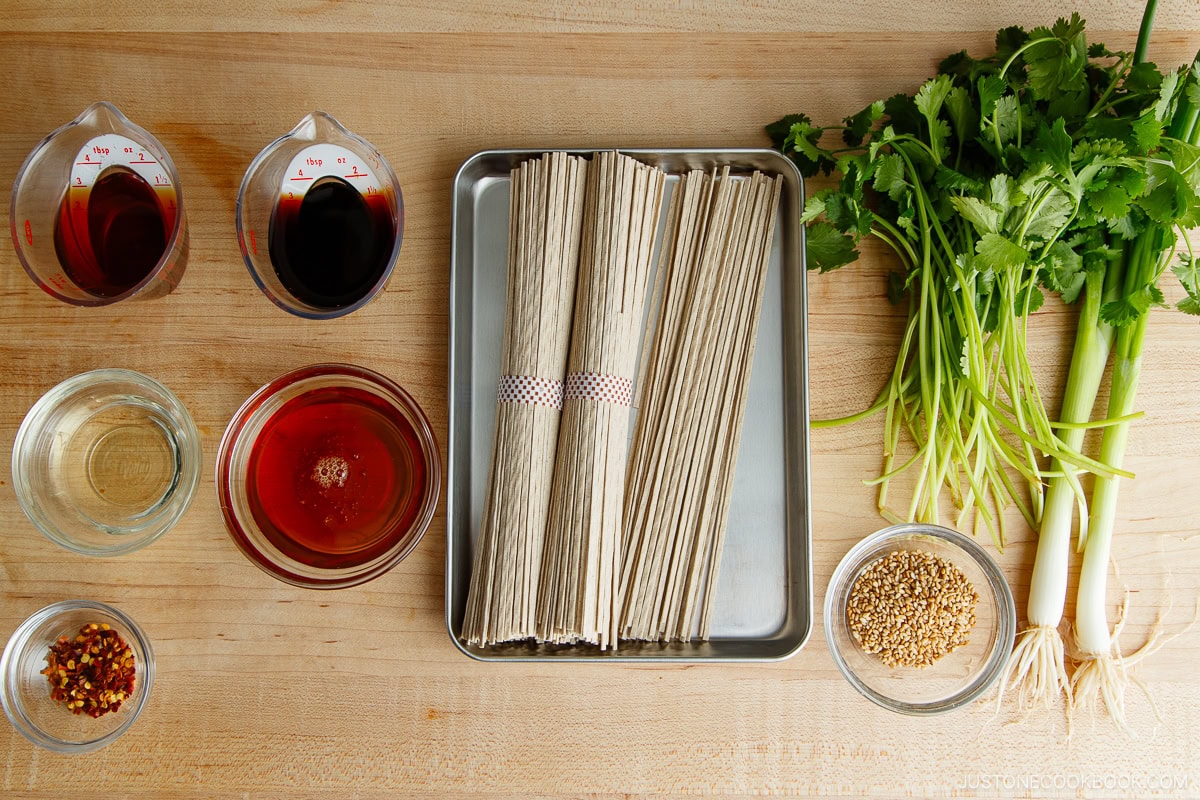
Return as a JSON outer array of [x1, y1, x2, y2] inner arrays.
[[446, 148, 811, 661]]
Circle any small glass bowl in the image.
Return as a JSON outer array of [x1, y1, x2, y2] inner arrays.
[[1, 600, 154, 753], [217, 363, 440, 589], [824, 523, 1016, 715], [11, 369, 202, 556]]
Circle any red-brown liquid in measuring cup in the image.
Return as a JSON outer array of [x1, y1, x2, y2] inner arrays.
[[244, 385, 427, 570], [53, 167, 176, 297], [267, 176, 395, 309]]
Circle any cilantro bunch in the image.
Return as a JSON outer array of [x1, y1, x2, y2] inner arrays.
[[768, 13, 1199, 548]]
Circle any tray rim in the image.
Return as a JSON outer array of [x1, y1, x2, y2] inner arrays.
[[446, 146, 812, 663]]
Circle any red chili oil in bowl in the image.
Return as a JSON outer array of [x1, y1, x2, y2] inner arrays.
[[217, 364, 440, 588]]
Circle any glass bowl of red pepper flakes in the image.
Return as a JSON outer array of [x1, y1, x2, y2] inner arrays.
[[1, 600, 154, 753]]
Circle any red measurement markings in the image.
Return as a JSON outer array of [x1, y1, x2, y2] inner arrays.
[[249, 229, 258, 255], [128, 160, 157, 164], [291, 176, 314, 181], [75, 162, 102, 166], [24, 219, 33, 245], [344, 173, 369, 178]]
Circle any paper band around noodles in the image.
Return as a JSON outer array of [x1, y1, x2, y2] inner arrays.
[[497, 374, 565, 409], [564, 371, 633, 407]]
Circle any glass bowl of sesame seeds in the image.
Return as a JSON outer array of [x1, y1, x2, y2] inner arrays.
[[0, 600, 154, 753], [824, 523, 1016, 715]]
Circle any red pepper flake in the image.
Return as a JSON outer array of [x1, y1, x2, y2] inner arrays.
[[41, 623, 135, 718]]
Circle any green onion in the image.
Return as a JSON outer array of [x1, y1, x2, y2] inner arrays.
[[1008, 0, 1200, 721]]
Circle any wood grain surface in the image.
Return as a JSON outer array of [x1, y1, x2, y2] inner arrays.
[[1, 3, 1198, 797]]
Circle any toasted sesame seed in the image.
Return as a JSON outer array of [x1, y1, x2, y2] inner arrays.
[[846, 549, 979, 669]]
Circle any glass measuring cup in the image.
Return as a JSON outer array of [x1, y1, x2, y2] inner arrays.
[[9, 102, 187, 305], [236, 111, 404, 319]]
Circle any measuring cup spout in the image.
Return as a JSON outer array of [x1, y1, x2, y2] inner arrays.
[[70, 101, 134, 135], [288, 111, 353, 144]]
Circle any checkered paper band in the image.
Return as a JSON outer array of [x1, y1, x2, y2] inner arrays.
[[564, 371, 634, 407], [497, 374, 565, 409]]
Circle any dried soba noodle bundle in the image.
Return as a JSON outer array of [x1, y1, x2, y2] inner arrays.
[[620, 168, 782, 642], [462, 152, 588, 646], [536, 152, 666, 649]]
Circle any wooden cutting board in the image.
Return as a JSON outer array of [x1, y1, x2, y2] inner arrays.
[[1, 3, 1197, 797]]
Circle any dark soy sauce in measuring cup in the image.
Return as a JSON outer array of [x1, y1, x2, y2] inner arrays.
[[267, 176, 395, 310], [53, 167, 176, 297]]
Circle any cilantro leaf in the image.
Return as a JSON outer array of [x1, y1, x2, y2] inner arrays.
[[822, 191, 872, 235], [788, 122, 827, 163], [1154, 68, 1181, 123], [1101, 287, 1153, 326], [895, 196, 917, 237], [1122, 62, 1163, 95], [799, 191, 827, 224], [783, 119, 836, 177], [975, 233, 1030, 272], [1177, 295, 1200, 316], [1187, 64, 1200, 107], [1107, 214, 1139, 240], [1023, 14, 1088, 101], [949, 196, 1002, 235], [1046, 88, 1090, 123], [805, 222, 859, 273], [765, 114, 809, 150], [883, 93, 924, 137], [991, 95, 1021, 144], [1016, 162, 1053, 200], [843, 100, 885, 147], [1116, 168, 1148, 199], [989, 174, 1015, 209], [995, 26, 1029, 62], [1052, 13, 1087, 48], [1141, 161, 1198, 225], [1148, 284, 1166, 308], [1161, 139, 1200, 185], [1073, 138, 1128, 161], [1175, 256, 1200, 317], [872, 153, 909, 201], [836, 153, 870, 193], [916, 75, 954, 121], [939, 50, 976, 80], [915, 75, 954, 157], [935, 166, 985, 195], [977, 75, 1007, 118], [1086, 183, 1133, 220], [1043, 240, 1086, 303], [1015, 283, 1046, 314], [1131, 110, 1163, 154], [1023, 190, 1075, 241], [945, 85, 979, 146], [1030, 117, 1074, 176]]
